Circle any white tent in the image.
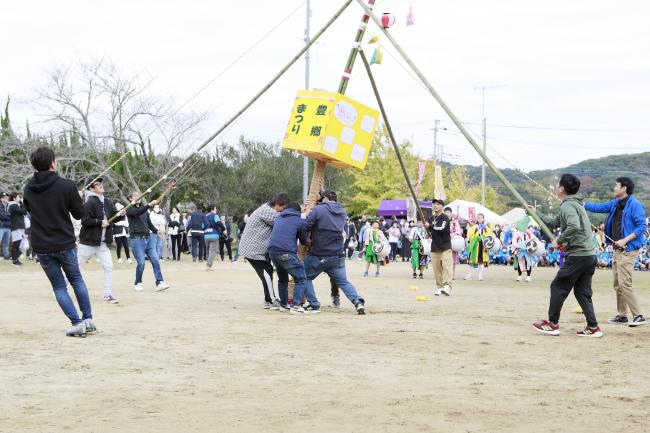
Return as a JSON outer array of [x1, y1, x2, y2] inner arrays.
[[446, 200, 506, 225], [501, 208, 540, 227]]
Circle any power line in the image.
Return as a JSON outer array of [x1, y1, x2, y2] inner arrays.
[[457, 121, 650, 134]]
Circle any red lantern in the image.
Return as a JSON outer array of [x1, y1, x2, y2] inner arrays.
[[381, 13, 395, 29]]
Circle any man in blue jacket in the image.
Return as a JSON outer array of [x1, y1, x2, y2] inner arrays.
[[268, 202, 309, 313], [584, 177, 646, 327], [303, 190, 365, 315]]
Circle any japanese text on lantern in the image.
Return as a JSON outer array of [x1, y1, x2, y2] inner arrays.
[[283, 90, 379, 170]]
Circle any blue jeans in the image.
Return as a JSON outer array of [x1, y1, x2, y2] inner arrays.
[[38, 248, 92, 325], [191, 234, 205, 260], [270, 253, 306, 306], [153, 234, 163, 259], [0, 227, 10, 258], [131, 237, 164, 285], [304, 255, 364, 308]]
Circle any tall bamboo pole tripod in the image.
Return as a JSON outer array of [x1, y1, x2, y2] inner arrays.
[[353, 0, 555, 240], [302, 0, 377, 214]]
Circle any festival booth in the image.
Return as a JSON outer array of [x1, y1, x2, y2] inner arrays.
[[446, 199, 505, 225], [377, 199, 432, 221]]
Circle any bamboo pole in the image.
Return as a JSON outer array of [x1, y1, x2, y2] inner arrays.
[[82, 150, 130, 191], [303, 0, 378, 214], [353, 0, 555, 240], [107, 0, 353, 224], [359, 49, 427, 223]]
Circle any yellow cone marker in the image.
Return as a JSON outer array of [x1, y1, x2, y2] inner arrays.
[[575, 306, 583, 314], [409, 286, 418, 291], [416, 295, 428, 301]]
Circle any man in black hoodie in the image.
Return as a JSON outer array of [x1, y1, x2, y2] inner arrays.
[[77, 176, 121, 304], [23, 147, 95, 337], [303, 190, 366, 315]]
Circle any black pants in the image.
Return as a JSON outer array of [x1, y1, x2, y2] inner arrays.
[[219, 238, 232, 260], [115, 236, 130, 259], [181, 232, 189, 253], [191, 234, 205, 260], [11, 239, 21, 262], [170, 234, 182, 260], [248, 258, 276, 303], [549, 255, 598, 327]]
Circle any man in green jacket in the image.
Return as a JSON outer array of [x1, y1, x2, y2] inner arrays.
[[532, 173, 603, 338]]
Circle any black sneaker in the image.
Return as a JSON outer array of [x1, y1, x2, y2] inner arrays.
[[419, 273, 423, 279], [412, 272, 417, 279], [303, 304, 321, 314], [12, 260, 22, 267], [355, 301, 366, 315], [331, 295, 341, 308], [607, 315, 628, 325], [629, 315, 647, 327]]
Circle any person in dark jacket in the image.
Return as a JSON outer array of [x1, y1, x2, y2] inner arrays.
[[303, 190, 365, 315], [188, 205, 206, 262], [233, 213, 248, 262], [23, 147, 95, 337], [8, 192, 27, 266], [0, 191, 11, 259], [268, 202, 308, 313], [77, 177, 121, 304], [126, 191, 169, 292], [219, 215, 233, 261]]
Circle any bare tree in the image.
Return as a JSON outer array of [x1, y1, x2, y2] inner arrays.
[[31, 59, 210, 203]]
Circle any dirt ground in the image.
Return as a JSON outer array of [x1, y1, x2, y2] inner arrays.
[[1, 255, 649, 433]]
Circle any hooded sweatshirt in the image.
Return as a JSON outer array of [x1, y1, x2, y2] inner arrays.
[[23, 171, 84, 254], [306, 201, 347, 256], [268, 208, 307, 255], [539, 195, 595, 257], [8, 201, 27, 231], [79, 191, 117, 246]]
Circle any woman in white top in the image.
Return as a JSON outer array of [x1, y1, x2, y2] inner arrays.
[[388, 222, 402, 262], [149, 205, 167, 261], [167, 207, 183, 261], [113, 202, 132, 263]]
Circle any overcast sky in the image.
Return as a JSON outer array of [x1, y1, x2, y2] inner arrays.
[[1, 0, 649, 172]]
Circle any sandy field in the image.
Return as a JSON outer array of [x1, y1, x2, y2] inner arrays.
[[1, 255, 649, 433]]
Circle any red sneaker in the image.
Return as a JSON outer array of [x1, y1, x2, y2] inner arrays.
[[576, 326, 603, 338], [532, 320, 560, 336]]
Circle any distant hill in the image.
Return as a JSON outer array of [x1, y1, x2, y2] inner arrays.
[[451, 151, 650, 218]]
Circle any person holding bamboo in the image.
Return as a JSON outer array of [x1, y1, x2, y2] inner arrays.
[[464, 214, 492, 281]]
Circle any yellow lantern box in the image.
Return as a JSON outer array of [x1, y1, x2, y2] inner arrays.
[[282, 90, 380, 169]]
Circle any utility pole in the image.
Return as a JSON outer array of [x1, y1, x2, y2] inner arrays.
[[302, 0, 311, 203], [433, 119, 439, 163], [480, 88, 487, 207]]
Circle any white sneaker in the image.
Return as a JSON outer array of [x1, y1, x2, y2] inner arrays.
[[127, 258, 133, 264], [525, 276, 532, 282], [434, 288, 443, 296], [441, 285, 452, 296], [117, 258, 124, 264], [289, 305, 305, 314], [134, 283, 143, 291], [155, 281, 170, 292], [516, 276, 522, 282], [478, 276, 484, 281], [464, 274, 472, 281]]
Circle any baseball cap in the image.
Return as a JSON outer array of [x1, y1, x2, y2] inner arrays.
[[432, 198, 445, 205], [85, 176, 104, 190], [0, 192, 9, 198]]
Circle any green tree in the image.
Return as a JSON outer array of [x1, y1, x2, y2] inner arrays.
[[347, 126, 419, 216]]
